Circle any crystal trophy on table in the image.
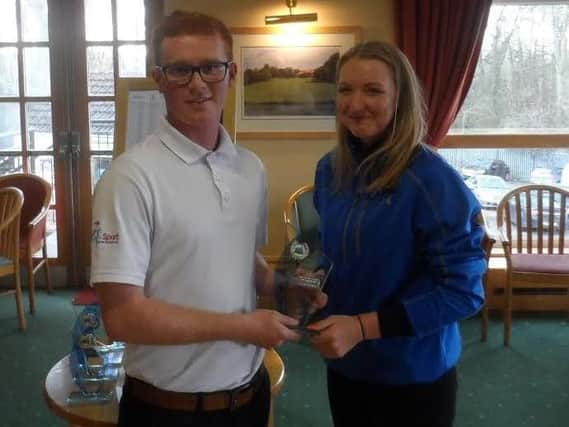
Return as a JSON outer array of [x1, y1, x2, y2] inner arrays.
[[275, 231, 333, 336], [68, 304, 126, 405]]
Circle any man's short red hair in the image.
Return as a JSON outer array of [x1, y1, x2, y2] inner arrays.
[[152, 11, 233, 65]]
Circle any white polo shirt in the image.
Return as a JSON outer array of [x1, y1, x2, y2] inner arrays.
[[90, 118, 267, 392]]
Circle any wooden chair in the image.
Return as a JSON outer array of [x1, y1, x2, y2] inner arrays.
[[0, 173, 53, 314], [283, 184, 319, 245], [0, 187, 26, 330], [480, 218, 496, 342], [496, 184, 569, 346]]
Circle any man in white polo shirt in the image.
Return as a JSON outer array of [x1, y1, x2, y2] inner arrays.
[[91, 11, 321, 427]]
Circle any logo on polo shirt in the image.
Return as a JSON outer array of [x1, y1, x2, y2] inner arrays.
[[91, 221, 119, 246]]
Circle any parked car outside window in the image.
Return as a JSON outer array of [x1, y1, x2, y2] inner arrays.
[[461, 166, 485, 180], [560, 164, 569, 189], [530, 168, 555, 185], [486, 160, 511, 181], [465, 174, 509, 209], [552, 167, 563, 184]]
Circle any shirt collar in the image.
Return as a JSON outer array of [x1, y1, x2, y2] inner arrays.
[[156, 117, 237, 166], [348, 133, 381, 165]]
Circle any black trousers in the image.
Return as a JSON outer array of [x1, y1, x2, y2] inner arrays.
[[327, 367, 457, 427], [117, 366, 271, 427]]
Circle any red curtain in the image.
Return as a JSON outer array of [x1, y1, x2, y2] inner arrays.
[[395, 0, 492, 146]]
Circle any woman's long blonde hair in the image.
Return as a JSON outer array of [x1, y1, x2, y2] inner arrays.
[[333, 41, 427, 193]]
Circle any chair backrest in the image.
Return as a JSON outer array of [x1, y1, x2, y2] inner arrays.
[[496, 184, 569, 254], [0, 187, 24, 262], [0, 173, 51, 237], [479, 212, 496, 262], [284, 185, 320, 245]]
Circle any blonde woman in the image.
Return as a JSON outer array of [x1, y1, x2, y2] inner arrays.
[[308, 41, 486, 427]]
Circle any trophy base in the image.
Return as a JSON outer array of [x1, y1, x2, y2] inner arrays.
[[67, 391, 114, 406], [290, 325, 320, 338]]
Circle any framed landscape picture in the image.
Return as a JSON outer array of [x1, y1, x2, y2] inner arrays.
[[230, 27, 362, 139]]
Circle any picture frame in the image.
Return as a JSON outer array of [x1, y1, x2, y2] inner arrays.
[[228, 26, 362, 140]]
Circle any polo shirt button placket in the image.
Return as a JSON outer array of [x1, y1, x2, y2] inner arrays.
[[212, 174, 222, 195], [211, 173, 230, 206], [222, 191, 230, 204]]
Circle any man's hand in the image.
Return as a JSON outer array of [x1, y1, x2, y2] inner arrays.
[[241, 309, 302, 348], [307, 315, 363, 358]]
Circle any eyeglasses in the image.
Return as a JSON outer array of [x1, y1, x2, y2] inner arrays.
[[158, 61, 233, 85]]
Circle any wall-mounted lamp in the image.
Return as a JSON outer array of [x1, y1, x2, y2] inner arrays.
[[265, 0, 318, 25]]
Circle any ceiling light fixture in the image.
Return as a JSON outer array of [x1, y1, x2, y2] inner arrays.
[[265, 0, 318, 25]]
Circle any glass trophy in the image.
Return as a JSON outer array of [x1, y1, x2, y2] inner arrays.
[[275, 231, 333, 336], [68, 305, 126, 405]]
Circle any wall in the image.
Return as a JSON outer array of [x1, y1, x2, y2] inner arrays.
[[165, 0, 394, 258]]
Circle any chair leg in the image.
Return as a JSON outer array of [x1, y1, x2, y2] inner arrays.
[[481, 273, 489, 342], [481, 304, 488, 342], [42, 240, 52, 293], [14, 265, 26, 331], [27, 248, 36, 315], [503, 276, 512, 346]]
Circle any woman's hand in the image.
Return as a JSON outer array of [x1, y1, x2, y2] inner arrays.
[[307, 315, 363, 358]]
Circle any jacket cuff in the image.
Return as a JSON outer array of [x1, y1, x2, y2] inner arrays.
[[379, 303, 415, 337]]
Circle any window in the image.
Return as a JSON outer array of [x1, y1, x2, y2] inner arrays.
[[84, 0, 148, 191], [0, 0, 162, 285], [0, 0, 56, 252], [440, 2, 569, 231], [451, 2, 569, 134]]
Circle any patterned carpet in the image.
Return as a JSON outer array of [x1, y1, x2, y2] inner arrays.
[[1, 290, 568, 427]]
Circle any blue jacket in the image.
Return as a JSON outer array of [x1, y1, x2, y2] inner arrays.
[[313, 146, 486, 384]]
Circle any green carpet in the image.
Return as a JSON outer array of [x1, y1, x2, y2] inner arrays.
[[274, 314, 569, 427], [1, 291, 569, 427], [0, 290, 77, 427]]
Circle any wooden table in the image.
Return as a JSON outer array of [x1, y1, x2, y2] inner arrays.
[[44, 349, 285, 427]]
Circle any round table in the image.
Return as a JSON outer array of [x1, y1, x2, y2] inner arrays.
[[44, 349, 285, 427]]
